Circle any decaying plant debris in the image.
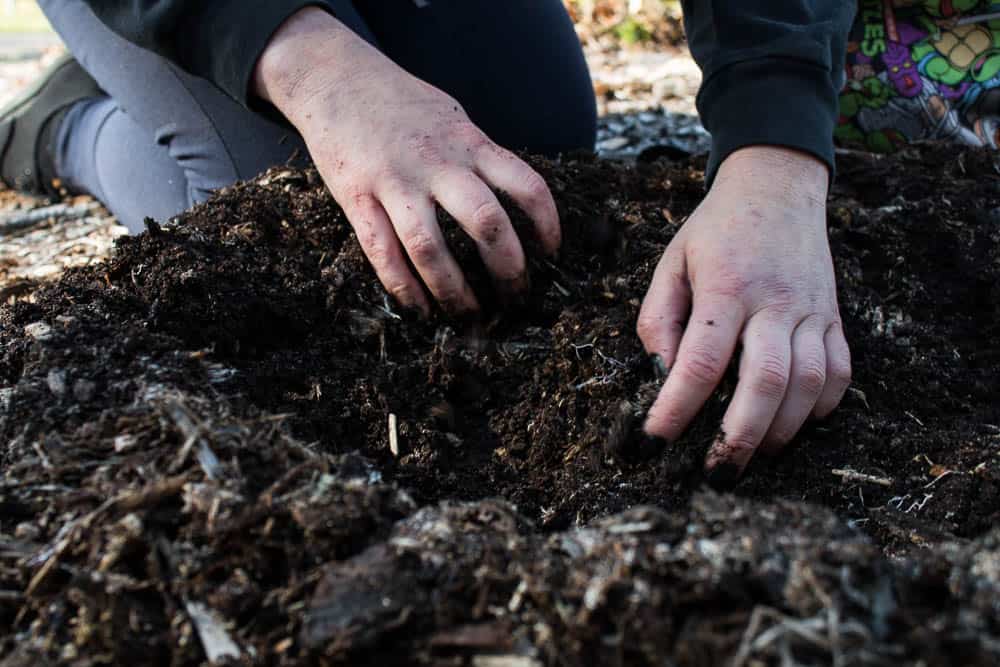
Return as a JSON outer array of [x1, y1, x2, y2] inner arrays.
[[1, 146, 999, 665]]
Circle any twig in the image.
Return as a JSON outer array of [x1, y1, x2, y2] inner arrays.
[[831, 469, 893, 487], [0, 201, 101, 234], [925, 469, 954, 489]]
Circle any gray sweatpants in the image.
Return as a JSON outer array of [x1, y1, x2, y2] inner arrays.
[[40, 0, 598, 232]]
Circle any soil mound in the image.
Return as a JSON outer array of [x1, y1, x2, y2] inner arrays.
[[1, 146, 999, 665]]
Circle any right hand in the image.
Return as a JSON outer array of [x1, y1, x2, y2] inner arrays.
[[253, 7, 561, 316]]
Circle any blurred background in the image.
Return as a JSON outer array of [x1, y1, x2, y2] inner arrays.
[[1, 0, 699, 112]]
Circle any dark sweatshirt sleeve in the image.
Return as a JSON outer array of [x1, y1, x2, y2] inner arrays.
[[681, 1, 855, 184], [79, 0, 369, 107]]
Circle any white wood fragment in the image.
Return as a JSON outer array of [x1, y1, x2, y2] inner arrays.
[[389, 413, 399, 457], [472, 657, 542, 667], [185, 601, 241, 663], [24, 321, 53, 341]]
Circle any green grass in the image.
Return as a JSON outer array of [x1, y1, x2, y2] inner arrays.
[[614, 17, 652, 44], [0, 1, 53, 33]]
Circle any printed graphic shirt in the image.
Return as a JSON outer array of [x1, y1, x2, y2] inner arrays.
[[839, 0, 1000, 151]]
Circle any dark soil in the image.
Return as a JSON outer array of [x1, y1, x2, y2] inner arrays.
[[1, 145, 999, 666]]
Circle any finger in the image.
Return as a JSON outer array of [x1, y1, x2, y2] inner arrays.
[[341, 192, 431, 316], [475, 144, 561, 254], [706, 316, 791, 478], [636, 248, 691, 372], [431, 169, 528, 293], [760, 316, 827, 454], [643, 293, 745, 442], [379, 187, 480, 314], [814, 321, 852, 418]]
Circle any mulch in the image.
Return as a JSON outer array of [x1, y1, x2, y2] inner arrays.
[[1, 144, 999, 665]]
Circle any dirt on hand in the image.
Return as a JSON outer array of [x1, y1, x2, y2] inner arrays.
[[1, 145, 999, 665]]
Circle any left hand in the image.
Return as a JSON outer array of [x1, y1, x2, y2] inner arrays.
[[636, 146, 852, 483]]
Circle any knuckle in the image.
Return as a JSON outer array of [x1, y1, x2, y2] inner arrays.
[[385, 281, 415, 305], [760, 280, 796, 304], [720, 429, 759, 456], [450, 120, 488, 148], [701, 272, 749, 301], [520, 170, 550, 203], [407, 134, 445, 166], [796, 358, 827, 396], [680, 345, 726, 386], [404, 231, 442, 265], [362, 236, 393, 270], [831, 357, 853, 387], [635, 312, 661, 342], [470, 201, 508, 243], [753, 353, 790, 400], [346, 187, 371, 207]]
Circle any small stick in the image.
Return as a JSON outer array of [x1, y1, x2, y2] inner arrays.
[[831, 469, 893, 487], [0, 201, 101, 234], [388, 413, 399, 457]]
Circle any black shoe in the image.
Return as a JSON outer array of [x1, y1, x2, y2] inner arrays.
[[0, 54, 102, 196]]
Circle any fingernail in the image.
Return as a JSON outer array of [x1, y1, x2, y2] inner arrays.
[[705, 462, 742, 491], [650, 354, 669, 381]]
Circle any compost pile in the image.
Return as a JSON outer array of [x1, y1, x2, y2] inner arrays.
[[1, 146, 999, 666]]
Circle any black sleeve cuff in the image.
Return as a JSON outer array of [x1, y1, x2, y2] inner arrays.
[[696, 57, 839, 187], [183, 0, 375, 108]]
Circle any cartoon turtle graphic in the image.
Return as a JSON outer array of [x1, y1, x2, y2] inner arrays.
[[911, 8, 1000, 84], [855, 73, 981, 146], [836, 75, 906, 151]]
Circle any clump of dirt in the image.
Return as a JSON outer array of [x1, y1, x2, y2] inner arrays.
[[1, 145, 999, 665]]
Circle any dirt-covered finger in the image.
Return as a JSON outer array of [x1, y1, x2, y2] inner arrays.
[[761, 317, 826, 454], [637, 248, 690, 374], [431, 170, 528, 294], [643, 296, 744, 442], [475, 144, 561, 255], [814, 321, 852, 418], [706, 318, 791, 481], [380, 189, 480, 315], [342, 193, 431, 316]]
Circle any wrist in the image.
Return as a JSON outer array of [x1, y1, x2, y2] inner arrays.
[[252, 7, 354, 117], [714, 146, 829, 208]]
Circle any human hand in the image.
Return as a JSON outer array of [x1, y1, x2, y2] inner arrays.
[[252, 7, 560, 316], [636, 146, 852, 483]]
